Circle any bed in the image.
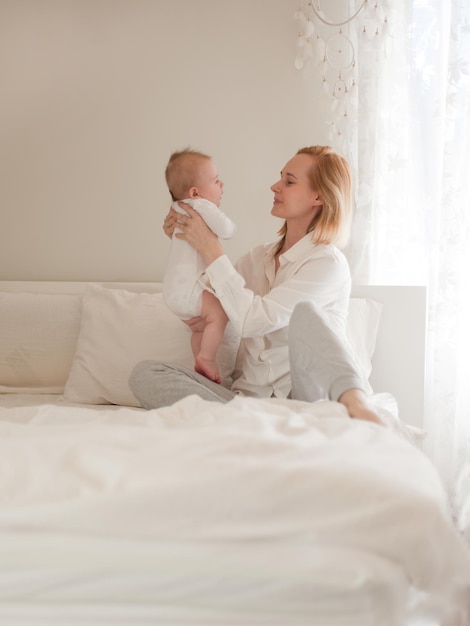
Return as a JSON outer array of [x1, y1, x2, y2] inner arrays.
[[0, 281, 469, 626]]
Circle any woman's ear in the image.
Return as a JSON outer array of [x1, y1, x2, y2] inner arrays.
[[312, 194, 322, 207]]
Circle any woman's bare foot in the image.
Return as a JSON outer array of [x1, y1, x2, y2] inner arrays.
[[338, 388, 384, 425], [195, 355, 221, 384]]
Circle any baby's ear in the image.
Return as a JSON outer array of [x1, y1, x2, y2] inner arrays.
[[189, 187, 199, 199]]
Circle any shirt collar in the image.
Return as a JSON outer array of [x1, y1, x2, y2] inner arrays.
[[265, 233, 316, 263]]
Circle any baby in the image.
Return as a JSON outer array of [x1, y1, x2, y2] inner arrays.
[[162, 148, 236, 383]]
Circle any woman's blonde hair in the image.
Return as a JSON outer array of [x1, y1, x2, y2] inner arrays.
[[276, 145, 352, 251]]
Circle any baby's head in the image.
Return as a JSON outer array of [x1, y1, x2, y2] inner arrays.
[[165, 148, 224, 207]]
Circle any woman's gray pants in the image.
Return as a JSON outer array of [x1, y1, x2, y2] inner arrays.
[[129, 301, 364, 410]]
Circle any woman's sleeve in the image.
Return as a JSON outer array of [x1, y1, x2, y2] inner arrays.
[[204, 253, 350, 338]]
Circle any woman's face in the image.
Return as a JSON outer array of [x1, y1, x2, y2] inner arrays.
[[270, 153, 322, 226]]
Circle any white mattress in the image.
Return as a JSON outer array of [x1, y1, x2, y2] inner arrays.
[[0, 393, 468, 625]]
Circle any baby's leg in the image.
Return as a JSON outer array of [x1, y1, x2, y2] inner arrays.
[[190, 327, 203, 361], [194, 290, 229, 384]]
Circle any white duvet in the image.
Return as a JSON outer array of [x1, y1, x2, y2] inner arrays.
[[0, 394, 469, 622]]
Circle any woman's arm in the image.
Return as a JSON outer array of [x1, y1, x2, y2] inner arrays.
[[163, 206, 349, 339], [205, 248, 350, 338]]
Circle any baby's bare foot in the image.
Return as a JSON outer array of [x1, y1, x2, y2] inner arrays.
[[195, 355, 221, 384]]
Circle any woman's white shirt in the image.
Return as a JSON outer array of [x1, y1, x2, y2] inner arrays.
[[203, 234, 351, 398]]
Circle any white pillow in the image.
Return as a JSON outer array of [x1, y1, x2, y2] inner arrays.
[[63, 284, 239, 407], [347, 297, 383, 392], [63, 285, 382, 407], [0, 292, 82, 393]]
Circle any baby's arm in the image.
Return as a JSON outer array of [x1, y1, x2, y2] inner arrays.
[[195, 202, 236, 239]]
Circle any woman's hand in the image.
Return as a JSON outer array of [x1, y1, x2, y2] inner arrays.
[[173, 202, 224, 265], [162, 207, 178, 239], [183, 316, 206, 332]]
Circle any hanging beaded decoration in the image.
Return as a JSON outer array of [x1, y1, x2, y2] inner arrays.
[[294, 0, 391, 151]]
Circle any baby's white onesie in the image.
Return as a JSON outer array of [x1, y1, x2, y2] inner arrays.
[[163, 198, 236, 319]]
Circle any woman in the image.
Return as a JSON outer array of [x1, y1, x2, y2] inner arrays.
[[130, 146, 382, 424]]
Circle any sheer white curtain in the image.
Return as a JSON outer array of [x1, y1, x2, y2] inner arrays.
[[342, 0, 470, 504], [295, 0, 469, 505]]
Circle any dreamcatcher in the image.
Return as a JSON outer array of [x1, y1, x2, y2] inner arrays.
[[294, 0, 391, 152]]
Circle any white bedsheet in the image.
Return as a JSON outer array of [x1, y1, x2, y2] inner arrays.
[[0, 393, 469, 624]]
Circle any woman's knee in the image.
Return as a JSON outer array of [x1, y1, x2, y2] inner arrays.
[[129, 361, 182, 409], [289, 301, 321, 343], [129, 360, 163, 390], [291, 301, 321, 324]]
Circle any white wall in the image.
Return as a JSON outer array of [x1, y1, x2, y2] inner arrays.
[[0, 0, 327, 281]]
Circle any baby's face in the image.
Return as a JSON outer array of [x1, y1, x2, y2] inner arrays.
[[195, 159, 224, 207]]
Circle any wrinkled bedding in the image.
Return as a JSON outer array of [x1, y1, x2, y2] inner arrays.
[[0, 393, 469, 624]]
